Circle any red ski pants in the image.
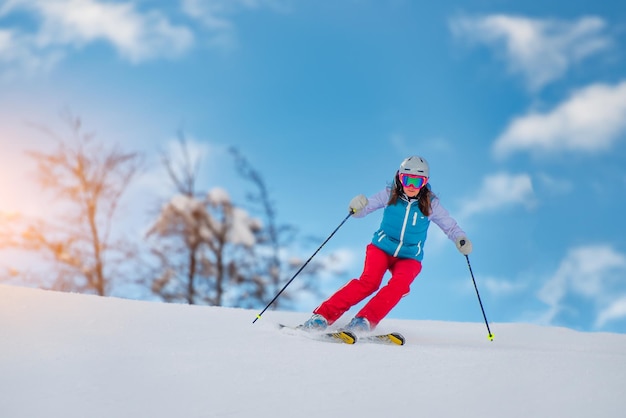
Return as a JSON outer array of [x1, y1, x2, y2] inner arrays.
[[314, 243, 422, 329]]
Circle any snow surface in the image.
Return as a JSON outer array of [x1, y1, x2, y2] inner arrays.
[[1, 284, 625, 418]]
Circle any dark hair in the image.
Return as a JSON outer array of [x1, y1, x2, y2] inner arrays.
[[388, 173, 433, 216]]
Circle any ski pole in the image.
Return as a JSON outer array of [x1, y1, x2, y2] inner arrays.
[[253, 210, 354, 324], [463, 249, 494, 341]]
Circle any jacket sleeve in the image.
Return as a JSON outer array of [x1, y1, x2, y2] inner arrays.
[[429, 197, 466, 242], [352, 188, 390, 218]]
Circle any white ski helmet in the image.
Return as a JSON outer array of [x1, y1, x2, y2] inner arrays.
[[399, 156, 429, 178]]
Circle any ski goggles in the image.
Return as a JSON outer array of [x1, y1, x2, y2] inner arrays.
[[399, 173, 428, 189]]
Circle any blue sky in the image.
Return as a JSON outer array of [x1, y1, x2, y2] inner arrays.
[[1, 0, 626, 334]]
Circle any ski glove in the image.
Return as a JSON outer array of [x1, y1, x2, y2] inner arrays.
[[456, 236, 473, 255], [349, 194, 368, 214]]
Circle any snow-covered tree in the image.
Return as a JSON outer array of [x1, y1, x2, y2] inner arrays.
[[146, 135, 265, 306], [146, 139, 339, 309], [147, 187, 262, 305]]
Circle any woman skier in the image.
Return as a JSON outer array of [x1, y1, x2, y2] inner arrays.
[[299, 155, 472, 333]]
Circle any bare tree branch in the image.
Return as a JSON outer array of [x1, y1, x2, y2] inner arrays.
[[4, 112, 143, 296]]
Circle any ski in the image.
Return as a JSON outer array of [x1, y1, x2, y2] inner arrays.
[[278, 324, 357, 344], [278, 324, 403, 345], [317, 330, 357, 344], [359, 332, 405, 346]]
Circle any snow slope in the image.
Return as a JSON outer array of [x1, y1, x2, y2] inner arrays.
[[1, 284, 625, 418]]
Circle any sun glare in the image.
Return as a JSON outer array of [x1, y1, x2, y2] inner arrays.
[[0, 151, 53, 220]]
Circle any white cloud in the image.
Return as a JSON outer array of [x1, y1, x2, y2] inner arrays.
[[538, 245, 626, 328], [459, 172, 535, 218], [0, 0, 193, 76], [493, 81, 626, 159], [181, 0, 236, 31], [0, 0, 291, 76], [450, 14, 611, 91], [482, 276, 527, 296], [535, 172, 573, 196], [315, 247, 357, 280], [181, 0, 289, 49], [596, 296, 626, 328], [0, 28, 64, 78]]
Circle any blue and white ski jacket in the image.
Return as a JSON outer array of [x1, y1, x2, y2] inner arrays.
[[353, 186, 466, 261]]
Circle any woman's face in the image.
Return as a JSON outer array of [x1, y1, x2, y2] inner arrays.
[[403, 185, 421, 197], [399, 173, 428, 197]]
